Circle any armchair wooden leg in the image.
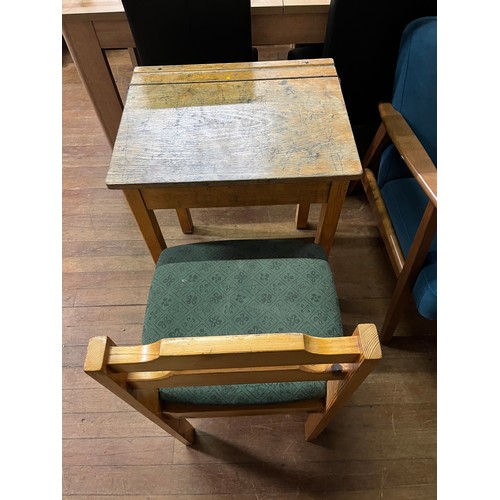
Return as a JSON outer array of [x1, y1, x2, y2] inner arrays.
[[304, 324, 381, 441], [84, 337, 195, 445], [380, 201, 437, 343]]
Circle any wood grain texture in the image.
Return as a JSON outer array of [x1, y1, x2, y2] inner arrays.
[[62, 47, 436, 498], [107, 59, 360, 260], [107, 60, 360, 189], [379, 103, 437, 206]]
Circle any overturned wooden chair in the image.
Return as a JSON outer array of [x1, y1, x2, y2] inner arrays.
[[85, 239, 381, 444]]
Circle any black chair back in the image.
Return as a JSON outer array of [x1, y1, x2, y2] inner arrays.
[[122, 0, 255, 66]]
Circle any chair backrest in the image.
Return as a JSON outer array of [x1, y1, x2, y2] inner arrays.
[[321, 0, 437, 153], [377, 16, 437, 186], [392, 17, 437, 165], [121, 0, 254, 66], [85, 324, 381, 444]]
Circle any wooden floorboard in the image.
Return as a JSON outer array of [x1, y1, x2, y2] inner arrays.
[[62, 46, 436, 498]]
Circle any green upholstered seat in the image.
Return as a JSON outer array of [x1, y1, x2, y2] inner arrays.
[[142, 239, 344, 405]]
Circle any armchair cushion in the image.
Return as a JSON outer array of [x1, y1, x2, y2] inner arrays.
[[392, 17, 437, 165], [142, 240, 344, 405]]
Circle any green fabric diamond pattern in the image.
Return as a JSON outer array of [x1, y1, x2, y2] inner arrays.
[[142, 240, 343, 406]]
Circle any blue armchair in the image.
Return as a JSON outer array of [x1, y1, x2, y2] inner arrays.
[[361, 17, 437, 343]]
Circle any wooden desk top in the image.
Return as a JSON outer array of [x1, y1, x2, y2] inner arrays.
[[106, 59, 361, 189]]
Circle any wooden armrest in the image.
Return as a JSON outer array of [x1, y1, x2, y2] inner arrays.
[[84, 325, 381, 389], [379, 103, 437, 206]]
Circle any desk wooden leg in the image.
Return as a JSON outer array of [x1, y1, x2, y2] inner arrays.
[[62, 21, 124, 147], [176, 208, 194, 234], [315, 181, 349, 255], [295, 204, 310, 229], [123, 189, 166, 263]]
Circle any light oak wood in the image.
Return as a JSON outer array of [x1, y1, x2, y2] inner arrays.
[[141, 183, 331, 209], [295, 203, 311, 229], [304, 324, 381, 440], [103, 333, 363, 371], [315, 180, 350, 254], [107, 61, 358, 188], [109, 59, 361, 260], [62, 21, 124, 146], [85, 325, 381, 443], [122, 189, 166, 261], [85, 336, 196, 444], [362, 168, 405, 274], [162, 399, 325, 418]]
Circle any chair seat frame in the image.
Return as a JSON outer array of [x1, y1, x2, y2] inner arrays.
[[85, 324, 381, 445]]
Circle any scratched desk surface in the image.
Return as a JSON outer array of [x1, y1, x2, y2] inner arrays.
[[106, 59, 361, 189]]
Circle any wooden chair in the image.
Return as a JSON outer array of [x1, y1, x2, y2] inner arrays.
[[85, 239, 381, 444], [361, 17, 437, 343], [121, 0, 258, 235]]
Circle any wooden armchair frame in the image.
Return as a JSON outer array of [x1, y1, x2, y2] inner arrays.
[[361, 102, 437, 343], [85, 324, 381, 445]]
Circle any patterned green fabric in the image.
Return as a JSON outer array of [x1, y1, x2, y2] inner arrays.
[[142, 240, 343, 405]]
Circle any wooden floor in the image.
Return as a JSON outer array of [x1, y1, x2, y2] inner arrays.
[[62, 46, 437, 499]]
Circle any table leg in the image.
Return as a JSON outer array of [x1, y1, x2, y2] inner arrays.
[[315, 181, 349, 256], [176, 208, 194, 234], [123, 189, 167, 263], [62, 21, 124, 147], [295, 203, 310, 229]]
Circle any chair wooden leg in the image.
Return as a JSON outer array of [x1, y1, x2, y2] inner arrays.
[[134, 388, 196, 445], [295, 203, 310, 229], [304, 324, 381, 441], [84, 337, 195, 445]]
